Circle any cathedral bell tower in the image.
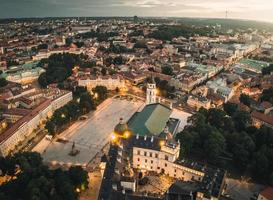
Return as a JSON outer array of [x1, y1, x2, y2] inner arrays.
[[146, 77, 157, 105]]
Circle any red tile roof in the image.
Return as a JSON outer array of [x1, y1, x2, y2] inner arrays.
[[260, 187, 273, 200], [251, 111, 273, 126]]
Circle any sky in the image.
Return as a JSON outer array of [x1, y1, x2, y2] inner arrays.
[[1, 0, 273, 22]]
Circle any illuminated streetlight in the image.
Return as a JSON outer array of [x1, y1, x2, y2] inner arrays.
[[124, 131, 130, 139], [94, 93, 98, 99], [61, 114, 66, 118], [111, 134, 117, 142], [156, 89, 160, 95], [159, 140, 165, 147]]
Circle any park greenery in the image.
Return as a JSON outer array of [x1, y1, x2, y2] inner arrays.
[[239, 93, 252, 107], [0, 78, 8, 88], [176, 103, 273, 185], [133, 40, 148, 49], [0, 152, 88, 200], [105, 44, 135, 54], [161, 65, 174, 76], [45, 86, 108, 135], [261, 88, 273, 103], [147, 25, 214, 41], [38, 53, 94, 87], [76, 30, 118, 42], [262, 64, 273, 75]]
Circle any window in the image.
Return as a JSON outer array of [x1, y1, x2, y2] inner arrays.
[[174, 169, 176, 173], [151, 166, 153, 170], [182, 172, 185, 175], [137, 150, 140, 155], [150, 152, 153, 157], [145, 159, 147, 163], [157, 167, 160, 170], [137, 158, 140, 162], [144, 151, 147, 156], [165, 163, 167, 167], [137, 164, 140, 167], [151, 160, 153, 164], [165, 155, 168, 161], [155, 154, 158, 158]]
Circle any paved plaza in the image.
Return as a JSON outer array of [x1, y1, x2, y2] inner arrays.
[[171, 108, 192, 132], [33, 97, 191, 167], [36, 98, 143, 166]]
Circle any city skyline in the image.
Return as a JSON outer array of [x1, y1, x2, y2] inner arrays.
[[1, 0, 273, 23]]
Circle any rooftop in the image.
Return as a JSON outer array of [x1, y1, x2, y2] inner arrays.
[[128, 103, 172, 136]]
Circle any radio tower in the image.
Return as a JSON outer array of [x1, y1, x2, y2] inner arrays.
[[225, 10, 228, 19]]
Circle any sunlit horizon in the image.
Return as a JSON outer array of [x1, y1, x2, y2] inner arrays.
[[1, 0, 273, 23]]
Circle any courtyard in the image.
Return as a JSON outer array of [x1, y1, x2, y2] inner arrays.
[[33, 97, 191, 167], [34, 98, 143, 166]]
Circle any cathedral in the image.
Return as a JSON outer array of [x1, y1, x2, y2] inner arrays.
[[99, 80, 226, 200]]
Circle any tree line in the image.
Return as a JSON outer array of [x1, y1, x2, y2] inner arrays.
[[45, 86, 108, 136], [38, 53, 93, 88], [0, 152, 88, 200], [176, 103, 273, 185]]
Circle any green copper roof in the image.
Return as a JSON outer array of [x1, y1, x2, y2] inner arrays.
[[128, 103, 172, 136]]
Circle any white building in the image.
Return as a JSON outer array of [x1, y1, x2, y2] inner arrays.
[[78, 75, 125, 91], [146, 78, 157, 105], [207, 78, 234, 102], [187, 95, 211, 110], [0, 91, 73, 157]]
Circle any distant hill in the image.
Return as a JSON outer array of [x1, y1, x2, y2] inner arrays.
[[175, 18, 273, 32], [1, 17, 273, 32]]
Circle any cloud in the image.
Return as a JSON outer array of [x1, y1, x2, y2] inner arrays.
[[0, 0, 272, 22]]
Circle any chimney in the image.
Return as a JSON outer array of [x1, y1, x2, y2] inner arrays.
[[151, 136, 154, 142]]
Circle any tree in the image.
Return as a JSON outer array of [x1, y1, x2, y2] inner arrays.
[[45, 121, 56, 135], [101, 68, 107, 76], [239, 94, 252, 107], [92, 86, 108, 102], [223, 102, 238, 116], [262, 64, 273, 75], [133, 40, 147, 49], [204, 130, 226, 161], [68, 166, 88, 189], [261, 88, 273, 103], [79, 93, 96, 113], [38, 73, 48, 88], [0, 78, 8, 87], [37, 53, 86, 87], [232, 111, 252, 132], [37, 43, 48, 50], [230, 132, 255, 171], [161, 66, 174, 76], [0, 152, 88, 200], [206, 108, 227, 130]]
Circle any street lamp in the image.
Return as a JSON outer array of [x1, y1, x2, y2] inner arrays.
[[124, 131, 130, 139], [159, 140, 165, 147]]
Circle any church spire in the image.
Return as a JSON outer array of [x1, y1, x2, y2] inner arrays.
[[146, 76, 157, 105]]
